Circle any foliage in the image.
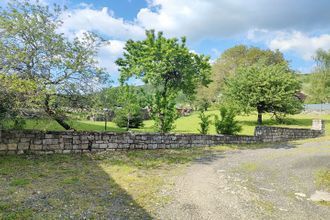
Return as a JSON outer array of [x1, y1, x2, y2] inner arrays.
[[114, 85, 143, 130], [114, 111, 143, 129], [149, 92, 178, 132], [116, 30, 211, 132], [307, 49, 330, 104], [214, 107, 241, 135], [198, 110, 211, 134], [0, 73, 41, 129], [196, 45, 288, 104], [224, 64, 303, 124], [0, 0, 108, 130]]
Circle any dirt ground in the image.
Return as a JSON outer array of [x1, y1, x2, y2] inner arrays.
[[159, 140, 330, 220]]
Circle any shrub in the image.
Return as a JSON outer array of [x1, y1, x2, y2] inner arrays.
[[114, 110, 143, 129], [198, 110, 211, 134], [214, 107, 241, 135]]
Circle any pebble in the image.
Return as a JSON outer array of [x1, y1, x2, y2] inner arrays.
[[294, 192, 306, 198]]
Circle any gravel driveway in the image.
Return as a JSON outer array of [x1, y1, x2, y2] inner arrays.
[[159, 140, 330, 220]]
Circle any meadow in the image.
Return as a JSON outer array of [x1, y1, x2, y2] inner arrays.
[[5, 111, 330, 136]]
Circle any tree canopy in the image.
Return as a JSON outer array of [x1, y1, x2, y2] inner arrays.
[[223, 64, 303, 124], [307, 49, 330, 104], [196, 45, 287, 104], [116, 30, 211, 132], [0, 0, 109, 129]]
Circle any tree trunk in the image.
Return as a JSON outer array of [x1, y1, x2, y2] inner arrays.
[[44, 95, 75, 130], [257, 107, 263, 125], [257, 112, 262, 125], [126, 114, 130, 131]]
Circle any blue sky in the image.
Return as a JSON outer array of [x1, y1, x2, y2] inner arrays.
[[2, 0, 330, 82]]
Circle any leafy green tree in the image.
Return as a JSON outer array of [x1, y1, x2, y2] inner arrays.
[[224, 64, 303, 125], [214, 107, 241, 135], [198, 110, 211, 135], [0, 0, 108, 130], [196, 45, 287, 104], [307, 49, 330, 104], [0, 73, 40, 128], [114, 85, 143, 130], [116, 30, 211, 132]]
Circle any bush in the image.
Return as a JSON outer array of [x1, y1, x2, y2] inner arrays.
[[214, 107, 241, 135], [198, 110, 211, 134], [114, 111, 143, 129]]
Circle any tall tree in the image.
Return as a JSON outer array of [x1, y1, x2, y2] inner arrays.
[[307, 49, 330, 104], [224, 64, 303, 125], [116, 30, 211, 132], [0, 0, 109, 130], [196, 45, 287, 103]]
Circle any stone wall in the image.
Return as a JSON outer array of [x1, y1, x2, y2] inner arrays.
[[254, 126, 323, 142], [0, 120, 325, 155]]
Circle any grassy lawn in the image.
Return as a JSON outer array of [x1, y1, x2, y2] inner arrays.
[[0, 145, 232, 219], [8, 111, 330, 136]]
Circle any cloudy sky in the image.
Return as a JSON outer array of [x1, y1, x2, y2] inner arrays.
[[3, 0, 330, 82]]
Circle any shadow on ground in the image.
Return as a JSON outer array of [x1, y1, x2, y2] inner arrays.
[[0, 154, 152, 219]]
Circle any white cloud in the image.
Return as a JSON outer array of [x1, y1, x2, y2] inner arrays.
[[269, 32, 330, 60], [97, 40, 126, 78], [136, 0, 330, 40], [248, 29, 330, 60], [58, 6, 145, 41]]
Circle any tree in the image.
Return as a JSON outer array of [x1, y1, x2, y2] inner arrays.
[[0, 0, 109, 130], [224, 64, 303, 125], [196, 45, 287, 103], [307, 49, 330, 104], [114, 85, 143, 130], [116, 30, 211, 132]]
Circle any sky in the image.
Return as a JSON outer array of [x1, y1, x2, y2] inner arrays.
[[2, 0, 330, 83]]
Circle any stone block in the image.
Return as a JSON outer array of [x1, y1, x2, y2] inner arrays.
[[18, 143, 30, 150], [43, 139, 58, 145], [30, 144, 42, 150], [107, 143, 117, 149], [43, 145, 59, 150], [7, 143, 17, 150], [0, 144, 7, 151]]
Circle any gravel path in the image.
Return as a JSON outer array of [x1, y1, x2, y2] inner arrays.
[[159, 140, 330, 220]]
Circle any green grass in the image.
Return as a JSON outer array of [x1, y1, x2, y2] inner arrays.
[[8, 111, 330, 137], [315, 169, 330, 191], [9, 178, 31, 187]]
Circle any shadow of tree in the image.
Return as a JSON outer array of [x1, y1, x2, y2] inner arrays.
[[0, 154, 152, 219]]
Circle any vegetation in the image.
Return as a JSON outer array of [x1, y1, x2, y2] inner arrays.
[[0, 0, 108, 130], [198, 110, 212, 134], [0, 74, 38, 129], [223, 64, 303, 124], [114, 85, 144, 130], [214, 107, 242, 135], [307, 49, 330, 104], [196, 45, 288, 105], [116, 30, 211, 132]]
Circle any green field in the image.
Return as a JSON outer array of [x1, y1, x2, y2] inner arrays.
[[6, 111, 330, 136]]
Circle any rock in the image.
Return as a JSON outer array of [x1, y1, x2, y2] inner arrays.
[[310, 191, 330, 202], [294, 192, 306, 198]]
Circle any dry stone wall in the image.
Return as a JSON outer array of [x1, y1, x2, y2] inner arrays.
[[0, 120, 325, 155]]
